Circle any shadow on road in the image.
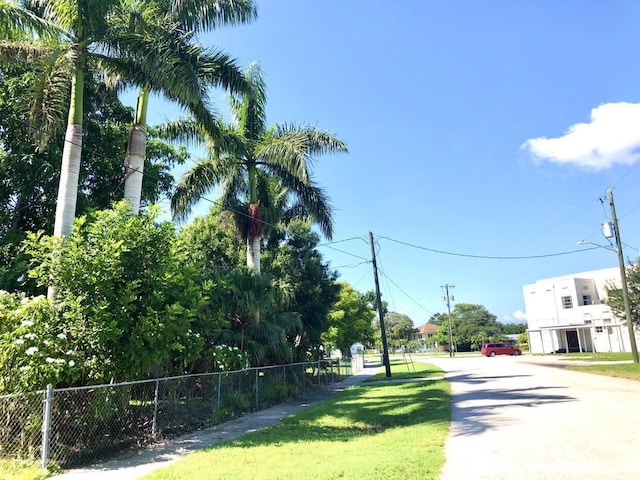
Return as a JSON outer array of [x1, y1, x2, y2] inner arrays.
[[447, 372, 575, 436]]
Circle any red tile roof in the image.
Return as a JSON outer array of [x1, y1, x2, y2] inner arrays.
[[415, 323, 440, 335]]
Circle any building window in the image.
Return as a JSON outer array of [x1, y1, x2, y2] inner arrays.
[[562, 296, 573, 309], [584, 320, 592, 325], [582, 295, 593, 305], [595, 326, 604, 333], [603, 318, 611, 324]]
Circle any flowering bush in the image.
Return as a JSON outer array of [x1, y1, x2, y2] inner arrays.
[[211, 345, 250, 372], [0, 292, 83, 392]]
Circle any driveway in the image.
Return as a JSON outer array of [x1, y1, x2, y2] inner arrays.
[[420, 355, 640, 480]]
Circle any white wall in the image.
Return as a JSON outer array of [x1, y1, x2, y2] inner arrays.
[[523, 267, 637, 354]]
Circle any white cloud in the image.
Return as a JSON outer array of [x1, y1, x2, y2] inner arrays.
[[503, 310, 527, 323], [512, 309, 527, 321], [522, 102, 640, 170]]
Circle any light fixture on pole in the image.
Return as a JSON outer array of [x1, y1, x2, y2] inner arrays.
[[576, 189, 639, 363]]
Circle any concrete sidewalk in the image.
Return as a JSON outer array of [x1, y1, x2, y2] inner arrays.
[[50, 364, 379, 480]]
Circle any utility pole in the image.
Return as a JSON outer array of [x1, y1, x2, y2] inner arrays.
[[608, 189, 640, 364], [369, 232, 392, 378], [441, 284, 455, 357]]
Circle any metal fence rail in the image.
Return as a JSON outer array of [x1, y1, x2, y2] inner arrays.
[[1, 357, 360, 469]]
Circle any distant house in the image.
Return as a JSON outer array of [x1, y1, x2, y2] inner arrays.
[[523, 267, 640, 354], [412, 323, 440, 343]]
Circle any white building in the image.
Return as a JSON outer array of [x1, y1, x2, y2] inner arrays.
[[523, 267, 639, 354]]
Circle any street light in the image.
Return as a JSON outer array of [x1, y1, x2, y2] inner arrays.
[[577, 215, 639, 363]]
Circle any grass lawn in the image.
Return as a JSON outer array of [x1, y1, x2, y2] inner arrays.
[[0, 460, 52, 480], [367, 359, 443, 381], [559, 352, 633, 362], [142, 362, 450, 480], [563, 362, 640, 381]]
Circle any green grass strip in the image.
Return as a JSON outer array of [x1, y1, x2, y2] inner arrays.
[[367, 359, 443, 382], [563, 362, 640, 381], [0, 460, 52, 480], [142, 368, 450, 480]]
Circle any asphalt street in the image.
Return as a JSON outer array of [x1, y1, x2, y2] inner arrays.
[[422, 355, 640, 480]]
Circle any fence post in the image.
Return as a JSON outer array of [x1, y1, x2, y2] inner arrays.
[[255, 369, 259, 408], [41, 384, 53, 470], [302, 363, 306, 392], [152, 379, 160, 438], [217, 373, 222, 411]]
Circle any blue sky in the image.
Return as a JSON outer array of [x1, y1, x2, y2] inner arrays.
[[125, 1, 640, 326]]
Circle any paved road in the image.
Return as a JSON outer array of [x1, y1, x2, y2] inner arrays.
[[421, 355, 640, 480]]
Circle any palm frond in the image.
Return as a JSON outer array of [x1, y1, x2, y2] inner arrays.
[[265, 166, 334, 239], [231, 61, 266, 139], [28, 46, 73, 151], [154, 118, 205, 149], [168, 0, 257, 32], [0, 1, 60, 40], [172, 159, 230, 222]]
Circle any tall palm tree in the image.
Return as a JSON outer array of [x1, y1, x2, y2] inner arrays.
[[170, 63, 348, 273], [0, 0, 120, 240], [116, 0, 256, 214]]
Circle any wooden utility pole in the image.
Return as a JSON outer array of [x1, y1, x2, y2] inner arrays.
[[441, 284, 455, 357], [608, 189, 639, 363], [369, 232, 392, 378]]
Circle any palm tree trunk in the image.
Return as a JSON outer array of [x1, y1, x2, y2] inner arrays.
[[49, 67, 84, 299], [123, 88, 149, 215], [123, 124, 146, 214], [53, 62, 84, 239], [247, 236, 261, 273], [246, 202, 262, 273]]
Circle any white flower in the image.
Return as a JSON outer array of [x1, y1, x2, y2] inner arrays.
[[21, 320, 34, 327], [56, 333, 66, 340], [68, 360, 75, 367], [24, 333, 36, 340], [25, 346, 38, 355], [13, 339, 24, 345], [45, 357, 56, 363]]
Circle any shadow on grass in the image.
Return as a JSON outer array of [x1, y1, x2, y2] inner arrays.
[[204, 380, 450, 449]]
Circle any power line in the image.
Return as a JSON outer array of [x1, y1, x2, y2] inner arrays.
[[376, 266, 435, 317], [378, 235, 600, 260]]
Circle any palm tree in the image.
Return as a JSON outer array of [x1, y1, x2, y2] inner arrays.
[[170, 62, 348, 272], [115, 0, 256, 214], [0, 0, 120, 240]]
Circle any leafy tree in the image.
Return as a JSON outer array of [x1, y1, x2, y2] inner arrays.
[[501, 322, 527, 335], [431, 303, 503, 352], [371, 311, 414, 350], [386, 312, 415, 349], [262, 220, 340, 359], [427, 312, 449, 326], [178, 204, 245, 276], [323, 282, 375, 357], [606, 262, 640, 326], [22, 201, 206, 383], [169, 62, 348, 272]]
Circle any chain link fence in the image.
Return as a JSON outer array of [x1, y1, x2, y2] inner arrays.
[[0, 357, 360, 469]]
